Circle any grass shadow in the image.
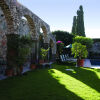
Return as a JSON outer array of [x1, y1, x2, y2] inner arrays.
[[0, 69, 83, 100], [53, 64, 100, 93]]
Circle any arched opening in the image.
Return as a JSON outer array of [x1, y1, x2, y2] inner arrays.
[[38, 26, 48, 61], [40, 26, 49, 49], [18, 16, 31, 36], [39, 27, 44, 48], [18, 15, 36, 36], [41, 26, 47, 37], [18, 14, 37, 63], [24, 15, 36, 35]]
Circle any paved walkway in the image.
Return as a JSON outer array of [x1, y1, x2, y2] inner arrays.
[[83, 59, 91, 67], [0, 75, 8, 80], [84, 59, 100, 69]]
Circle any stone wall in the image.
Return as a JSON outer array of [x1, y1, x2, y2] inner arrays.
[[0, 8, 7, 60], [0, 0, 56, 61]]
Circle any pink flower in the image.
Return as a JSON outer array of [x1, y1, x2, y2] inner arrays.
[[56, 41, 62, 44]]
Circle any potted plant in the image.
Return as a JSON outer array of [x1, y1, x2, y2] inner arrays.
[[6, 34, 32, 76], [40, 48, 49, 63], [56, 41, 64, 56], [5, 63, 13, 77], [30, 63, 36, 70], [16, 47, 31, 75], [71, 42, 88, 67], [15, 35, 32, 75], [30, 53, 37, 70]]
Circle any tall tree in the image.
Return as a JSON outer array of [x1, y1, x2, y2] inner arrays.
[[71, 5, 85, 37], [71, 16, 77, 35], [76, 5, 85, 36]]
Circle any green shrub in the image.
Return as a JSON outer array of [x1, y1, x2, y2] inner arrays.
[[71, 42, 88, 59], [41, 48, 49, 61], [74, 36, 93, 49]]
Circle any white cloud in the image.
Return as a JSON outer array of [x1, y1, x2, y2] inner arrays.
[[86, 28, 100, 38]]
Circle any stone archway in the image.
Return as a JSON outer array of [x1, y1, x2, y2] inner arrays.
[[0, 0, 56, 65], [0, 0, 14, 34], [18, 15, 36, 36], [40, 25, 49, 49], [24, 15, 36, 36], [19, 14, 38, 63], [41, 26, 47, 37]]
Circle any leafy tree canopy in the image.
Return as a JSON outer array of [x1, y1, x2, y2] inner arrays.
[[73, 36, 93, 49], [71, 42, 88, 59], [52, 30, 74, 46]]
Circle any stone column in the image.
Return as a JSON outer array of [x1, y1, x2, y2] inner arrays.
[[51, 42, 56, 62], [43, 36, 49, 61], [35, 40, 39, 63], [44, 43, 49, 49]]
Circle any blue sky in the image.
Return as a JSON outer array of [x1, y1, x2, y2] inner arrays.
[[18, 0, 100, 38]]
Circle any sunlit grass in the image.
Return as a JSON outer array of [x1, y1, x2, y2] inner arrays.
[[49, 69, 100, 100], [0, 63, 100, 100]]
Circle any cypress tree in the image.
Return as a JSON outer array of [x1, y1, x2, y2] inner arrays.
[[76, 10, 81, 36], [76, 5, 85, 36], [72, 5, 85, 36], [71, 16, 77, 35]]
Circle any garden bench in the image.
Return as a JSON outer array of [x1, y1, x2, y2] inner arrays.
[[60, 54, 77, 62], [60, 54, 69, 62]]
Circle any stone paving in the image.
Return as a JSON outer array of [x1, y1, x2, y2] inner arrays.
[[84, 59, 100, 69]]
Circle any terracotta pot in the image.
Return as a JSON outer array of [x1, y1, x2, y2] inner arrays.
[[5, 69, 13, 77], [77, 59, 84, 67], [20, 66, 23, 73], [39, 60, 44, 64], [30, 64, 36, 69]]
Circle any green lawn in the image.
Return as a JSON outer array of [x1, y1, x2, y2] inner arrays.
[[0, 63, 100, 100]]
